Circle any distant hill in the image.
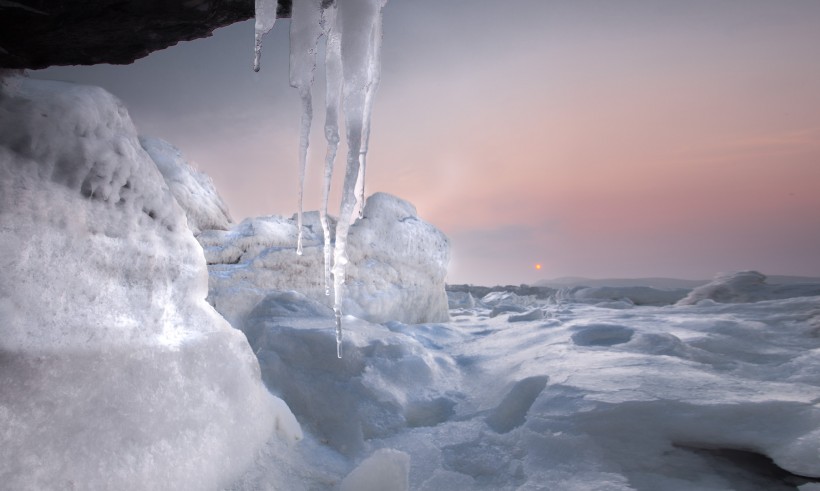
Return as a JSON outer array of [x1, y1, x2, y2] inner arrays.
[[535, 274, 820, 290], [534, 277, 707, 289]]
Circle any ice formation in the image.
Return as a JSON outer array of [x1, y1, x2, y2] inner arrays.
[[677, 270, 820, 306], [255, 0, 389, 356], [0, 75, 300, 489], [140, 136, 233, 234], [289, 0, 323, 255], [200, 193, 450, 329]]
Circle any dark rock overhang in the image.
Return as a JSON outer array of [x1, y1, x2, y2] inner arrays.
[[0, 0, 297, 69]]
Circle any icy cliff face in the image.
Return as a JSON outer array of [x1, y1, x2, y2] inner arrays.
[[201, 192, 450, 329], [0, 75, 299, 489], [140, 136, 233, 235]]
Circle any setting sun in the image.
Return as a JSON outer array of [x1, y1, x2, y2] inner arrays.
[[535, 263, 542, 270]]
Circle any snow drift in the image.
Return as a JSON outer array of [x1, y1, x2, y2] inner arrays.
[[0, 75, 298, 490]]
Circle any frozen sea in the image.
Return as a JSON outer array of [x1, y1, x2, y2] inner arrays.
[[229, 284, 820, 490]]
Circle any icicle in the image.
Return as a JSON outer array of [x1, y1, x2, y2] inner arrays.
[[356, 3, 385, 218], [253, 0, 278, 72], [321, 4, 342, 296], [290, 0, 324, 255], [250, 0, 387, 358], [331, 0, 388, 357]]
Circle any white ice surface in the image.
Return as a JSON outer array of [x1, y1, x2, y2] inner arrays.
[[0, 76, 297, 490], [140, 136, 233, 234], [230, 283, 820, 490]]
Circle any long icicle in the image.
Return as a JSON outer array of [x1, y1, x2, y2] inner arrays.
[[333, 0, 387, 358], [321, 4, 342, 298], [355, 0, 386, 218], [290, 0, 324, 255]]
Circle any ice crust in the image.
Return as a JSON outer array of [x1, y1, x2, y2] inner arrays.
[[0, 76, 298, 489], [201, 192, 450, 328]]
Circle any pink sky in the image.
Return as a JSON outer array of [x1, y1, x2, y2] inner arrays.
[[40, 0, 820, 285]]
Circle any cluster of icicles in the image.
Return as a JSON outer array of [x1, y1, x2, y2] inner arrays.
[[254, 0, 387, 358]]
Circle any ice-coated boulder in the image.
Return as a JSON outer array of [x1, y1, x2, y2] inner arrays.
[[0, 75, 297, 490], [140, 135, 233, 234], [676, 270, 820, 306], [202, 192, 451, 327]]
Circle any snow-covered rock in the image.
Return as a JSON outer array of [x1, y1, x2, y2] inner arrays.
[[677, 270, 820, 305], [0, 76, 294, 489], [202, 192, 450, 327], [140, 135, 233, 234]]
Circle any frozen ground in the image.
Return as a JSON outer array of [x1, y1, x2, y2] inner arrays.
[[228, 283, 820, 490]]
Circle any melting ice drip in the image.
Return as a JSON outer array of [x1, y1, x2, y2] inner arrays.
[[255, 0, 387, 358]]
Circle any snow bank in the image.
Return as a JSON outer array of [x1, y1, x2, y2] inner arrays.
[[203, 192, 450, 327], [677, 270, 820, 305], [0, 76, 294, 489], [140, 135, 233, 234]]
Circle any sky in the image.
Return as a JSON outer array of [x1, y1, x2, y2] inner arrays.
[[37, 0, 820, 286]]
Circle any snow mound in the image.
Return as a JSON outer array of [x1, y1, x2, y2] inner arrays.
[[242, 291, 460, 457], [677, 270, 820, 305], [140, 135, 233, 234], [0, 76, 289, 489], [203, 192, 450, 326]]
